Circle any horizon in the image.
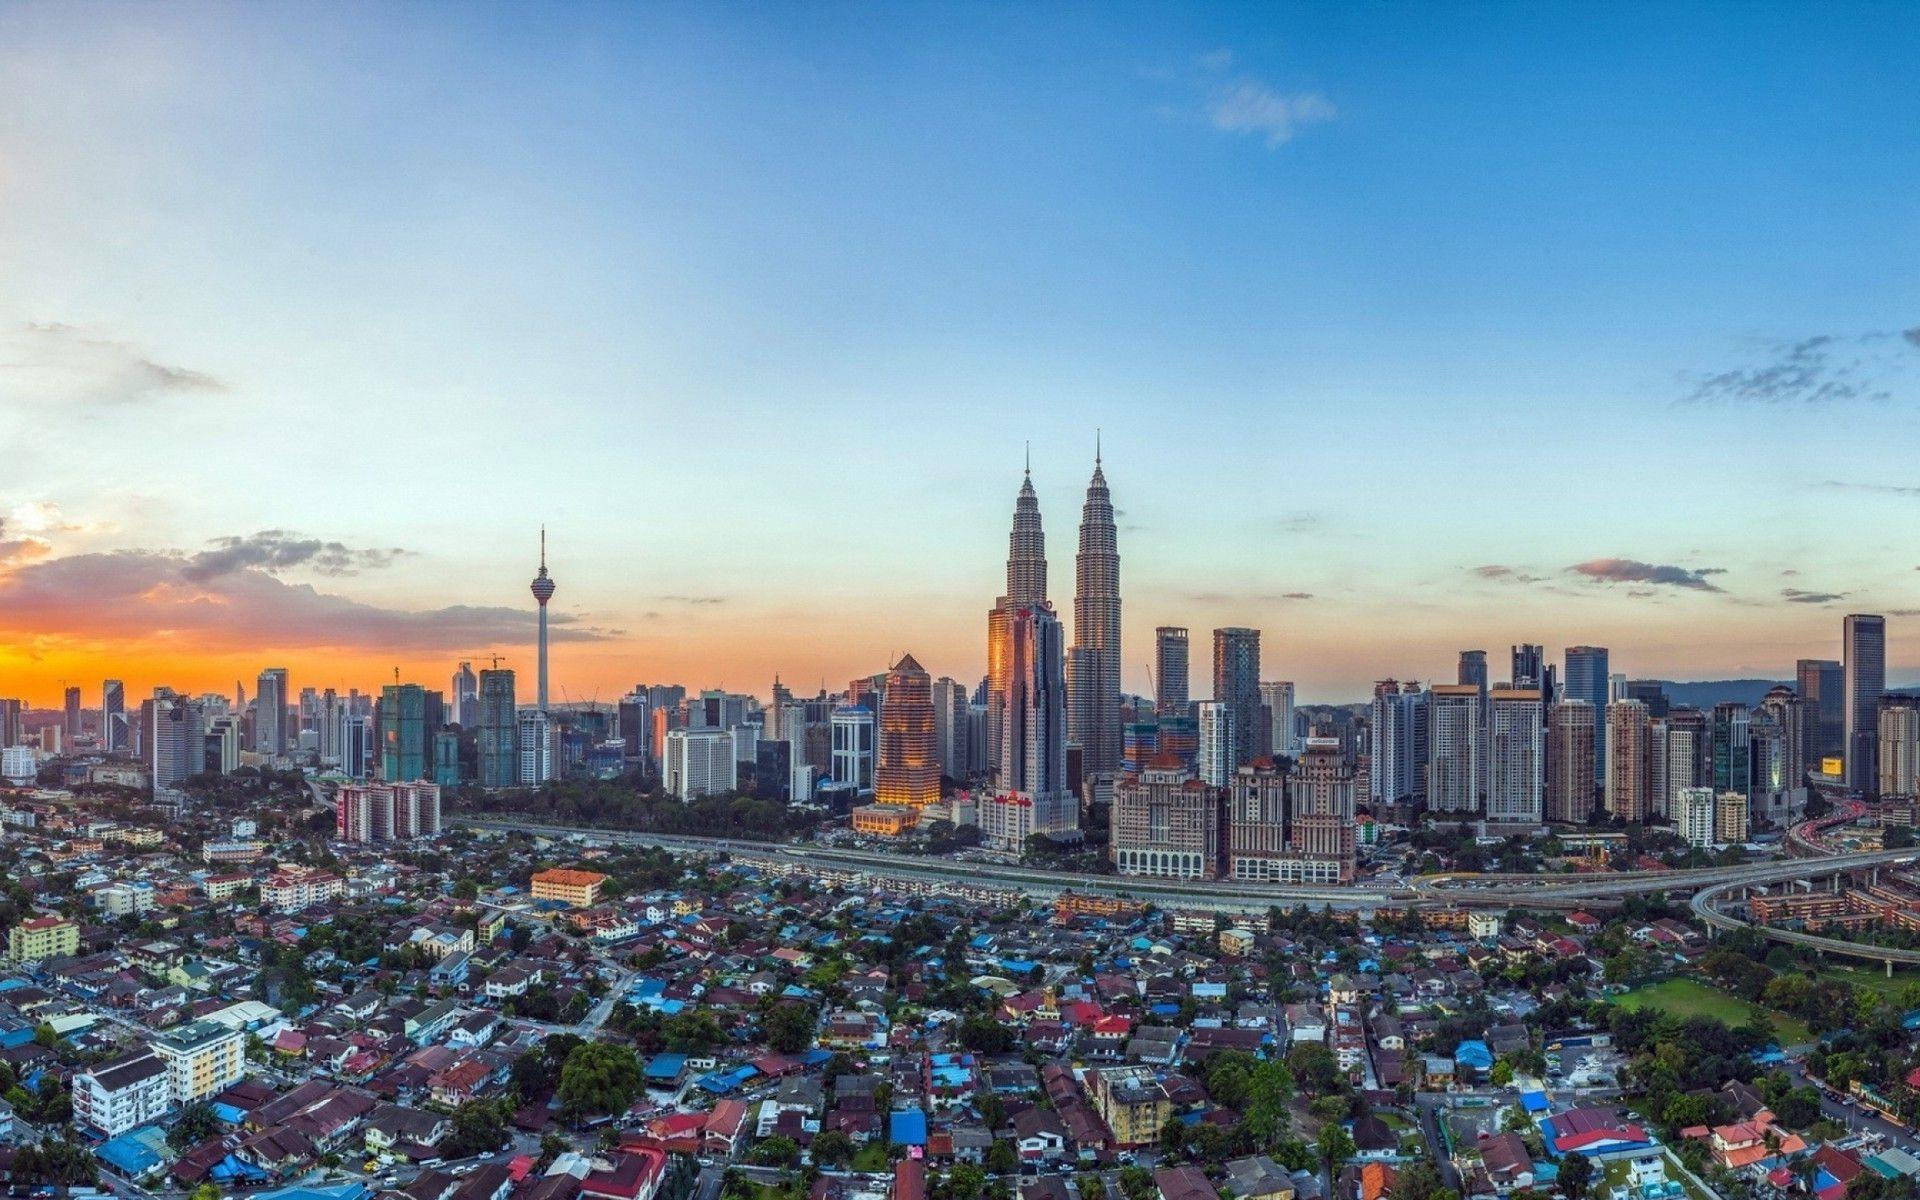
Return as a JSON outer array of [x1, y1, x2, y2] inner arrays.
[[4, 5, 1920, 707]]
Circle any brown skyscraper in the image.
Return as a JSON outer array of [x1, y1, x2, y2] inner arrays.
[[874, 654, 939, 812], [1546, 699, 1596, 824], [1604, 699, 1652, 821]]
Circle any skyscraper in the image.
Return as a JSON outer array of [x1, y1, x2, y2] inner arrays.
[[1564, 646, 1610, 782], [1878, 694, 1920, 799], [1369, 681, 1428, 806], [1196, 700, 1234, 788], [1154, 627, 1190, 717], [452, 662, 478, 727], [378, 683, 440, 782], [477, 668, 518, 787], [1710, 702, 1751, 798], [875, 654, 939, 814], [1486, 687, 1544, 824], [1796, 658, 1845, 766], [1511, 644, 1545, 689], [1110, 755, 1219, 879], [255, 668, 289, 755], [1261, 680, 1297, 759], [983, 465, 1076, 852], [1660, 708, 1709, 816], [1457, 651, 1488, 703], [1427, 683, 1482, 814], [1545, 699, 1596, 824], [102, 679, 125, 753], [531, 528, 557, 713], [931, 676, 972, 782], [1604, 699, 1652, 821], [1212, 627, 1262, 770], [63, 686, 81, 743], [1844, 614, 1886, 793], [987, 467, 1048, 780], [1067, 447, 1122, 781]]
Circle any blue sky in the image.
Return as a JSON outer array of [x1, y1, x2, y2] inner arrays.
[[1, 3, 1918, 703]]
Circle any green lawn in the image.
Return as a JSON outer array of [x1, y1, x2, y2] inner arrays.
[[1611, 978, 1812, 1043], [1812, 964, 1919, 1004], [851, 1144, 890, 1173]]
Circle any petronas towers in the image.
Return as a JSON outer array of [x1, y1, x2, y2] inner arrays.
[[1068, 447, 1122, 783], [981, 446, 1120, 853]]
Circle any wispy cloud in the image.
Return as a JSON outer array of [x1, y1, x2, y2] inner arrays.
[[1569, 558, 1726, 592], [1472, 564, 1549, 584], [1196, 51, 1335, 150], [658, 594, 727, 606], [1821, 480, 1920, 498], [1678, 326, 1920, 407], [1782, 588, 1848, 605], [182, 530, 410, 583], [0, 322, 227, 410]]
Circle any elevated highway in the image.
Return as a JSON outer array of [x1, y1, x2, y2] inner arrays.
[[451, 816, 1920, 917]]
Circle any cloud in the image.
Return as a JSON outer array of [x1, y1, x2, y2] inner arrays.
[[1569, 558, 1726, 592], [1472, 564, 1549, 584], [0, 518, 50, 567], [1782, 588, 1848, 604], [1678, 326, 1920, 407], [1273, 511, 1329, 535], [1821, 480, 1920, 498], [1183, 590, 1313, 604], [182, 530, 409, 583], [1207, 79, 1336, 148], [0, 322, 227, 410], [658, 594, 727, 606], [0, 550, 611, 654]]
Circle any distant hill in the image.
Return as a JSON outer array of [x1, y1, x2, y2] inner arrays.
[[1651, 679, 1790, 709]]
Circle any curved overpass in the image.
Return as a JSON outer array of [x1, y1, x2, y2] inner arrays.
[[452, 817, 1920, 916], [1690, 864, 1920, 967]]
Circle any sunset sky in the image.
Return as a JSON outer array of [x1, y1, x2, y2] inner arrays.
[[3, 4, 1920, 708]]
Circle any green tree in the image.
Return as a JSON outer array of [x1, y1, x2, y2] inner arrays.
[[443, 1100, 509, 1157], [763, 1003, 819, 1055], [169, 1101, 221, 1150], [810, 1130, 855, 1168], [1559, 1154, 1593, 1200], [557, 1041, 645, 1120], [985, 1138, 1018, 1175], [1317, 1125, 1354, 1179], [752, 1136, 800, 1167], [1242, 1059, 1296, 1150]]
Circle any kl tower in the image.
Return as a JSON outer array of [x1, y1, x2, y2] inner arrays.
[[531, 527, 556, 712]]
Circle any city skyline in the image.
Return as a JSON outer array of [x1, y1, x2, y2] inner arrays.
[[5, 6, 1920, 705]]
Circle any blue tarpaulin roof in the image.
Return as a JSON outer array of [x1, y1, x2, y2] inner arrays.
[[890, 1110, 928, 1146]]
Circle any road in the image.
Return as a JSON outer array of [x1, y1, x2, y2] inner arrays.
[[453, 817, 1920, 914], [1780, 1058, 1920, 1155]]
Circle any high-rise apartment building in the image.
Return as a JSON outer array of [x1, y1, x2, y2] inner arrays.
[[336, 781, 443, 841], [875, 655, 939, 813], [1604, 699, 1652, 821], [1110, 755, 1219, 879], [150, 691, 204, 795], [1879, 694, 1920, 799], [1797, 658, 1845, 767], [1564, 647, 1610, 783], [1675, 786, 1716, 848], [477, 668, 518, 787], [1545, 699, 1595, 824], [1716, 790, 1750, 844], [517, 709, 553, 784], [1212, 627, 1262, 769], [1486, 687, 1544, 823], [1845, 614, 1887, 793], [378, 683, 437, 782], [1066, 451, 1122, 782], [1261, 681, 1297, 759], [1427, 684, 1482, 814], [1195, 701, 1234, 788], [1154, 627, 1190, 717], [1369, 681, 1427, 806], [664, 727, 735, 799]]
